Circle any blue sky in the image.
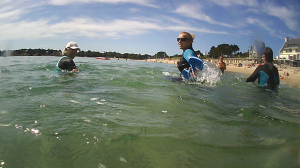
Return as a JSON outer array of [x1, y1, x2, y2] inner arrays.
[[0, 0, 299, 56]]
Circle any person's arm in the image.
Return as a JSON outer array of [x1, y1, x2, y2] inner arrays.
[[275, 67, 280, 85], [246, 67, 260, 82], [224, 63, 226, 70], [184, 49, 204, 71]]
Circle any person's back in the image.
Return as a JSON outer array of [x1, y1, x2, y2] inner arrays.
[[56, 56, 77, 71], [246, 47, 279, 90]]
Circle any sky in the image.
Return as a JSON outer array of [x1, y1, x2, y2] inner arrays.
[[0, 0, 299, 56]]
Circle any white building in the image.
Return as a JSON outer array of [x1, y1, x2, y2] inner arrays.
[[278, 37, 300, 67]]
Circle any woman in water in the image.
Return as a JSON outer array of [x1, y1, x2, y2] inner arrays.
[[176, 32, 196, 72], [56, 41, 80, 72], [176, 32, 204, 80]]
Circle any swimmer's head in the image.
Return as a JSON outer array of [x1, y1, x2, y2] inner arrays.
[[263, 47, 273, 63], [66, 41, 80, 50], [179, 32, 195, 42], [62, 41, 80, 59], [178, 32, 194, 51], [220, 54, 224, 61]]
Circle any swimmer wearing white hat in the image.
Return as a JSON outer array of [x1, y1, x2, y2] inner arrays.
[[56, 41, 80, 72]]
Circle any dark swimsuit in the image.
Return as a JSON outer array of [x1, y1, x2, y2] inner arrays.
[[246, 62, 280, 90], [56, 56, 77, 71]]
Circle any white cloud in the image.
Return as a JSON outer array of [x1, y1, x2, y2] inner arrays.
[[238, 30, 253, 36], [278, 31, 298, 39], [129, 8, 141, 13], [0, 0, 13, 6], [174, 4, 234, 28], [208, 0, 259, 7], [0, 0, 47, 21], [0, 16, 228, 41], [246, 17, 273, 32], [0, 9, 23, 20], [48, 0, 160, 8], [210, 0, 299, 32], [245, 17, 286, 39], [263, 3, 298, 32]]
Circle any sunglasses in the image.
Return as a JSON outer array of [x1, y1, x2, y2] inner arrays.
[[177, 38, 189, 42]]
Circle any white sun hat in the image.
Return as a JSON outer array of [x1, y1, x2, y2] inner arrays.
[[65, 41, 80, 50]]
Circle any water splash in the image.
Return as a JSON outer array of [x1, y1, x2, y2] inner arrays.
[[183, 61, 221, 85], [195, 61, 221, 84]]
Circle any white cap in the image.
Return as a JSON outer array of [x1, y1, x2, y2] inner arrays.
[[65, 41, 80, 50]]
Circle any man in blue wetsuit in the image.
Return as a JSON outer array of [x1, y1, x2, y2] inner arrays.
[[56, 41, 80, 72], [246, 47, 279, 90]]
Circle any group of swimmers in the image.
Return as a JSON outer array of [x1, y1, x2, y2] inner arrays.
[[56, 31, 280, 90], [176, 31, 279, 90]]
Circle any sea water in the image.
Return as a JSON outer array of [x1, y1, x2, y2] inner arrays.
[[1, 56, 300, 168]]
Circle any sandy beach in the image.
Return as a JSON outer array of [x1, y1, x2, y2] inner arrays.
[[145, 58, 300, 88]]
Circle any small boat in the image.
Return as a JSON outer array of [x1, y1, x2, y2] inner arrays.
[[96, 57, 110, 60]]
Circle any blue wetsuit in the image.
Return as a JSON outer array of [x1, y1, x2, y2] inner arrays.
[[177, 48, 204, 80], [246, 62, 279, 90], [56, 56, 77, 71]]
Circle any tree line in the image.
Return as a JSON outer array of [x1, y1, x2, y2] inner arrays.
[[0, 43, 250, 59], [207, 44, 249, 58], [0, 49, 169, 60]]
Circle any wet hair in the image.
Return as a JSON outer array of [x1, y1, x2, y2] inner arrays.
[[180, 31, 195, 42], [264, 47, 273, 62]]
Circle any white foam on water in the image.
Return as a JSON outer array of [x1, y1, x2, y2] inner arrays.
[[162, 72, 171, 76], [98, 163, 106, 168], [0, 123, 10, 127], [70, 100, 80, 104], [0, 111, 8, 114], [162, 71, 178, 77], [119, 157, 127, 163]]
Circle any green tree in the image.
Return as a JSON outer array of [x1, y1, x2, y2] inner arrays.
[[26, 49, 35, 56], [231, 44, 240, 56], [195, 50, 204, 57], [208, 44, 240, 58], [156, 52, 167, 59]]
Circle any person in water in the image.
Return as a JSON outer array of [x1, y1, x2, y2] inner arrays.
[[217, 54, 226, 73], [176, 31, 195, 72], [56, 41, 80, 72], [246, 47, 279, 90], [176, 32, 204, 80]]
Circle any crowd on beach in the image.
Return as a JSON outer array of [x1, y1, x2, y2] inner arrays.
[[56, 31, 299, 89]]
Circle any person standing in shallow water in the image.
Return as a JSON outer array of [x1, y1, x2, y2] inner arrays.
[[246, 47, 280, 90], [176, 31, 196, 72], [56, 41, 80, 72], [217, 55, 226, 73]]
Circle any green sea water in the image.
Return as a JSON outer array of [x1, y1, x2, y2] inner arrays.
[[1, 56, 300, 168]]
